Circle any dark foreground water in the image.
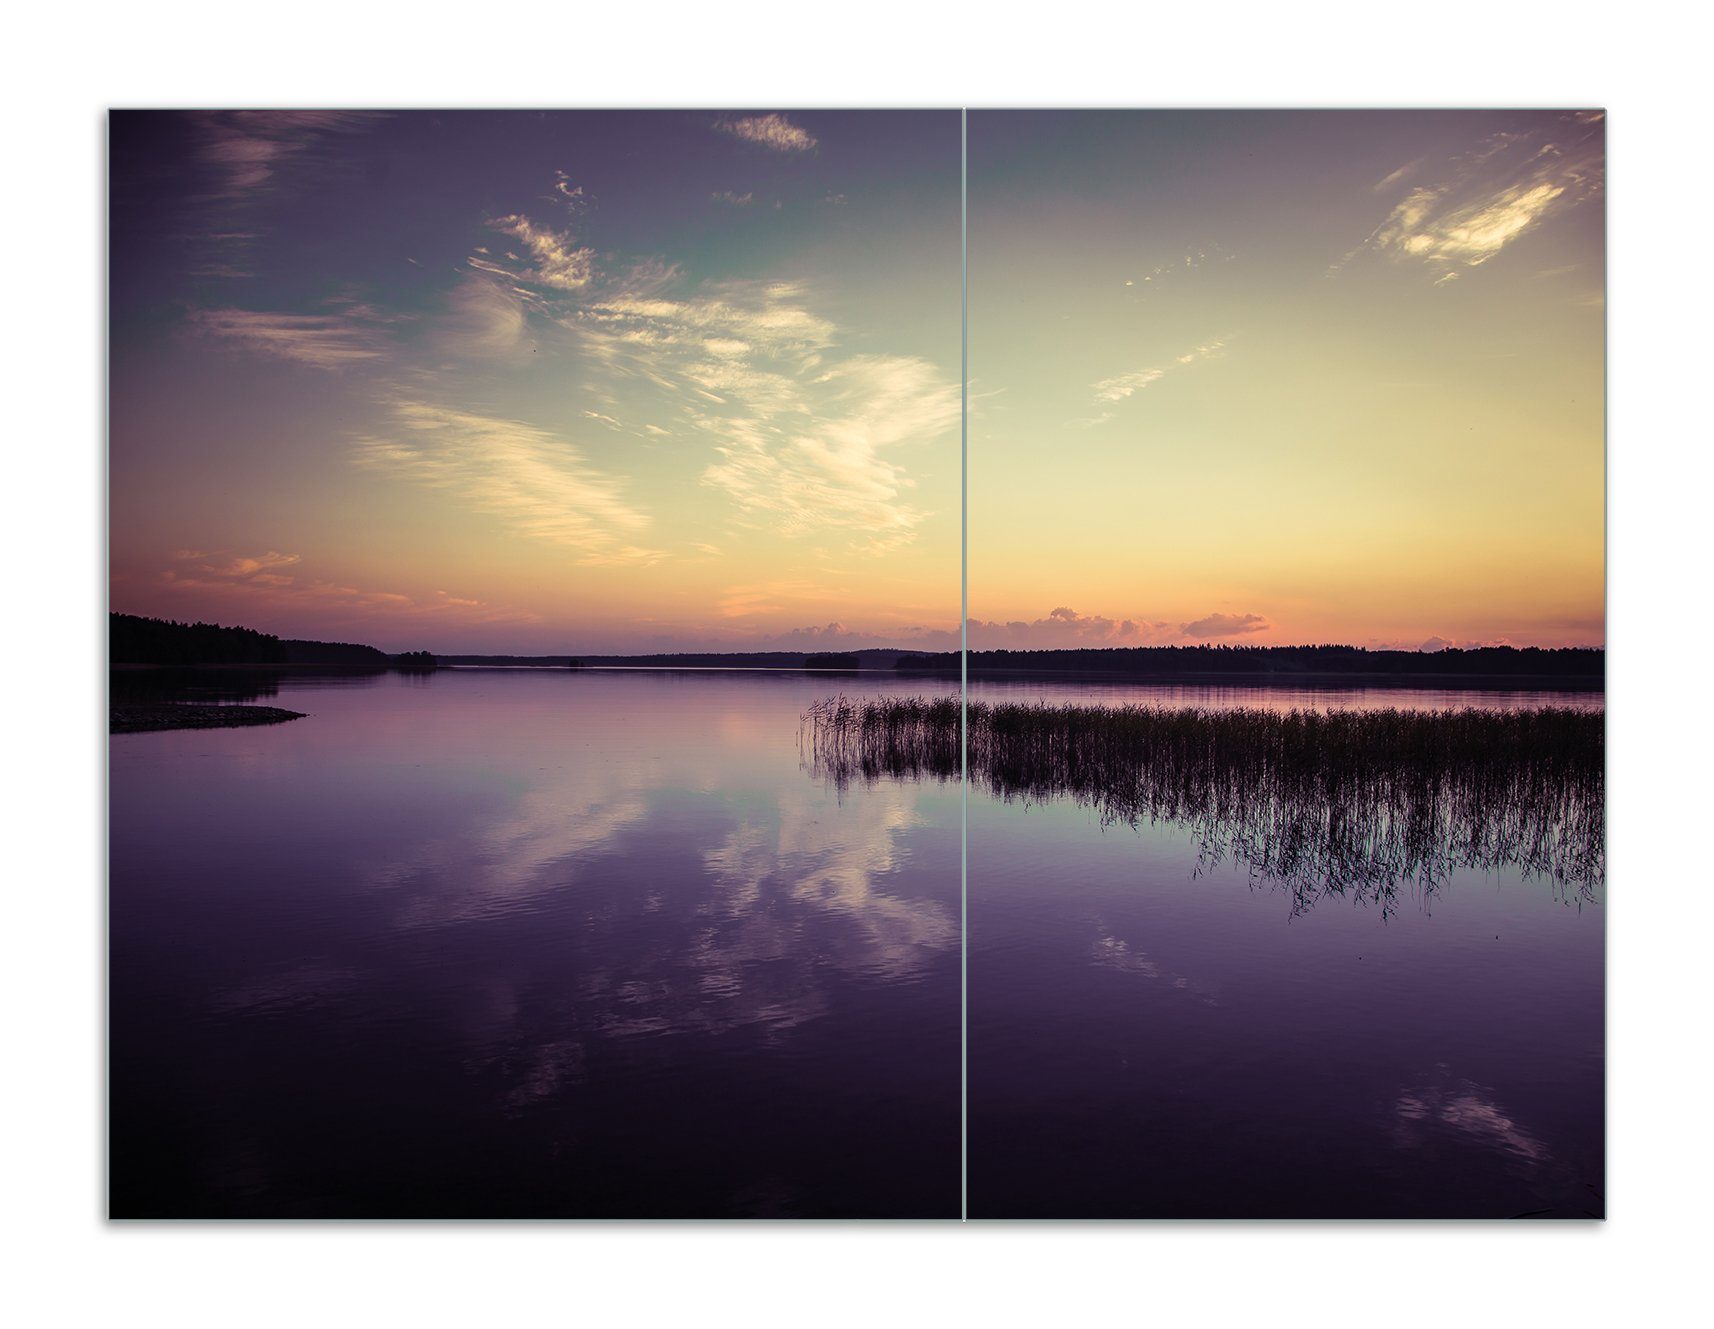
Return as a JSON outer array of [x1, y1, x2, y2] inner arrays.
[[111, 670, 1602, 1219], [962, 679, 1603, 1219], [110, 669, 961, 1217]]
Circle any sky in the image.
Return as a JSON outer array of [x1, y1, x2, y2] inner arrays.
[[969, 110, 1604, 651], [110, 110, 963, 653], [110, 110, 1603, 654]]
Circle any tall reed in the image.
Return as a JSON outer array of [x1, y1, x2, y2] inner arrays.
[[803, 698, 1604, 913]]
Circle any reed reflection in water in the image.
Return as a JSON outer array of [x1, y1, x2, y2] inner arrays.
[[803, 697, 1604, 915]]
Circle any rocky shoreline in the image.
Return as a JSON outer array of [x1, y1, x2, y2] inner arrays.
[[110, 703, 307, 734]]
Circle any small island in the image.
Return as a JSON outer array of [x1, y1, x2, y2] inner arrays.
[[110, 703, 307, 734], [109, 613, 437, 733]]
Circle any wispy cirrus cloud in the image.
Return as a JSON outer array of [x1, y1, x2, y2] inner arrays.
[[437, 275, 531, 358], [353, 400, 662, 565], [579, 278, 837, 355], [178, 113, 382, 284], [1091, 368, 1165, 403], [192, 162, 953, 572], [190, 302, 392, 370], [552, 171, 587, 207], [1372, 159, 1423, 193], [192, 111, 379, 201], [715, 113, 817, 153], [700, 354, 958, 550], [715, 580, 840, 621], [150, 549, 536, 628], [196, 550, 301, 578], [483, 213, 596, 290], [1342, 115, 1603, 278], [1085, 338, 1230, 419], [568, 277, 956, 552], [1122, 244, 1230, 292]]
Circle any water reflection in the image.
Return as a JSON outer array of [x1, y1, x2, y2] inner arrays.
[[362, 761, 954, 1046], [110, 670, 961, 1216], [1393, 1065, 1551, 1167], [110, 665, 393, 704], [705, 789, 957, 984], [807, 697, 1604, 915], [1087, 918, 1221, 1004]]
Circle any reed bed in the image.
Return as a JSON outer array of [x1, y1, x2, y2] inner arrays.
[[802, 697, 1604, 913]]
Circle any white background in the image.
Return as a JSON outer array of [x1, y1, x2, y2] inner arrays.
[[4, 3, 1710, 1324]]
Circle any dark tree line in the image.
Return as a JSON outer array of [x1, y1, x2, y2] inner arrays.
[[112, 612, 435, 670], [282, 638, 390, 665], [804, 652, 862, 670], [895, 643, 1604, 679], [111, 613, 287, 665]]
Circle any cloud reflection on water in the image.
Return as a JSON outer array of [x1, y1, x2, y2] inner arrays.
[[353, 743, 954, 1084], [1393, 1065, 1553, 1168]]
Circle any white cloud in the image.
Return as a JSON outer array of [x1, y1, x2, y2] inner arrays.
[[1376, 180, 1566, 268], [184, 549, 302, 578], [1372, 159, 1422, 192], [1092, 367, 1164, 402], [581, 280, 837, 354], [569, 279, 955, 551], [1346, 119, 1603, 277], [191, 305, 389, 370], [552, 171, 586, 206], [191, 110, 378, 200], [1123, 245, 1229, 292], [715, 113, 817, 153], [486, 213, 595, 290], [438, 275, 529, 358], [1090, 338, 1228, 408], [700, 354, 957, 549], [354, 400, 662, 565]]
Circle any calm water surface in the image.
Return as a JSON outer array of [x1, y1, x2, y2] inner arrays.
[[966, 678, 1604, 1218], [111, 670, 1602, 1218], [110, 669, 961, 1217]]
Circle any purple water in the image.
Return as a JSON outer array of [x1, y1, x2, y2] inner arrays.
[[109, 669, 961, 1217], [966, 678, 1604, 1218], [109, 669, 1602, 1217]]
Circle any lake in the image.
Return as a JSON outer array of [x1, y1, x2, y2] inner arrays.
[[109, 668, 962, 1217], [964, 678, 1604, 1218], [109, 669, 1602, 1218]]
